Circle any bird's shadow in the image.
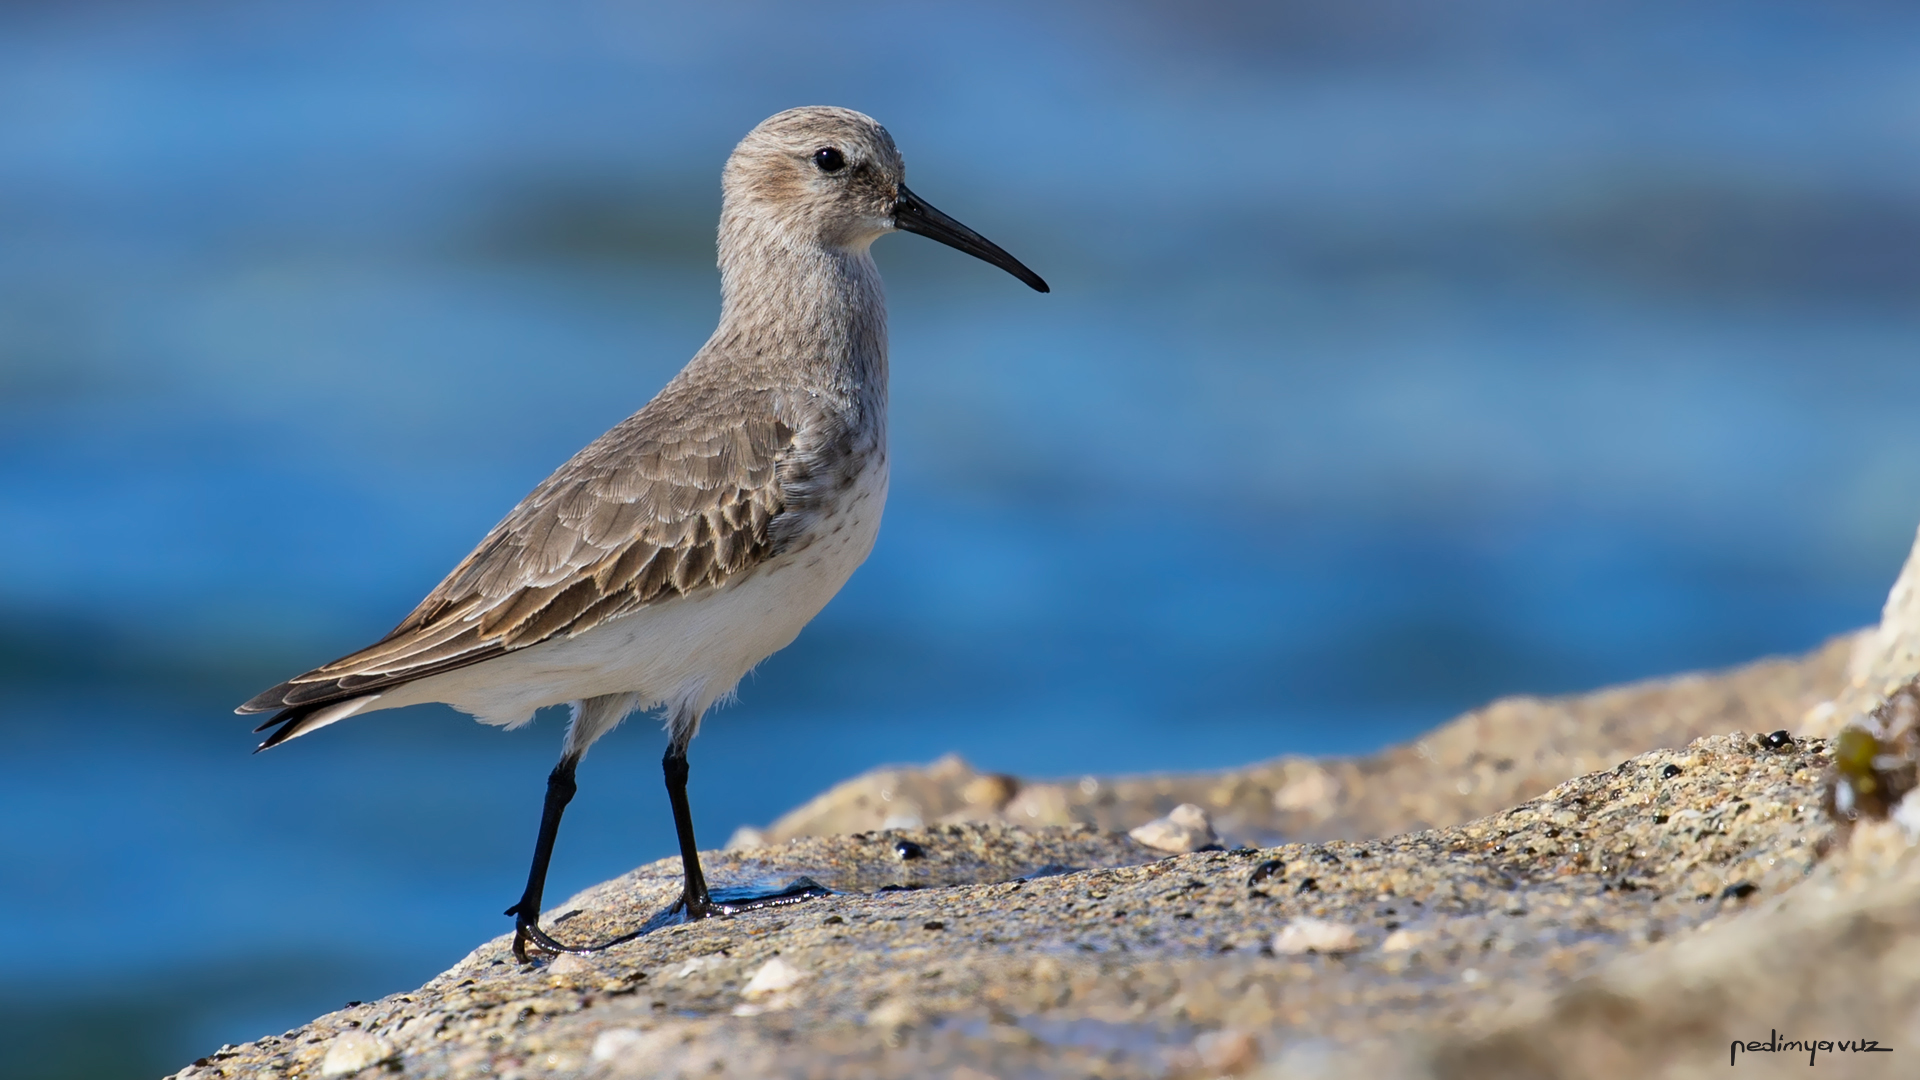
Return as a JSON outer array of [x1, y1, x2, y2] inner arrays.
[[542, 862, 1090, 954]]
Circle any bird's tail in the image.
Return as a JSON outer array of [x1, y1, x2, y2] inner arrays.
[[251, 695, 380, 752]]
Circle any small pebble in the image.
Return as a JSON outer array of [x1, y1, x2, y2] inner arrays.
[[741, 957, 805, 1000], [1661, 764, 1683, 779], [1721, 882, 1758, 900], [590, 1029, 643, 1063], [1761, 730, 1794, 751], [962, 773, 1020, 808], [1271, 767, 1339, 812], [1247, 859, 1284, 886], [1271, 917, 1361, 955], [725, 826, 768, 850], [319, 1032, 389, 1077], [893, 839, 926, 860], [1128, 803, 1218, 854], [1193, 1028, 1260, 1074], [673, 955, 722, 979], [865, 998, 921, 1030], [590, 1028, 676, 1063], [547, 953, 595, 976], [1381, 928, 1426, 952]]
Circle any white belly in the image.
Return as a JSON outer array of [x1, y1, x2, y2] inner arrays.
[[368, 458, 890, 730]]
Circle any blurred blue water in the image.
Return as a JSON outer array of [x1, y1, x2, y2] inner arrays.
[[4, 0, 1920, 1072]]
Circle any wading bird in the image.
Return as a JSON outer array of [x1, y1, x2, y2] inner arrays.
[[239, 107, 1048, 960]]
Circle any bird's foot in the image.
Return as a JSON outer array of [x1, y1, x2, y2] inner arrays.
[[503, 879, 830, 960], [673, 876, 832, 920], [505, 899, 620, 963], [509, 916, 602, 962]]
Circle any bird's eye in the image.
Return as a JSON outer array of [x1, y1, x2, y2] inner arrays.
[[812, 147, 846, 173]]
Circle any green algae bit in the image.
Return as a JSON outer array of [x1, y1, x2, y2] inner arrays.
[[1833, 728, 1881, 795], [1827, 680, 1920, 823]]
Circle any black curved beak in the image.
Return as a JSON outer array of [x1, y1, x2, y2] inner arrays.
[[892, 183, 1049, 293]]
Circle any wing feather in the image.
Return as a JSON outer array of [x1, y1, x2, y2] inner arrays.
[[238, 386, 800, 721]]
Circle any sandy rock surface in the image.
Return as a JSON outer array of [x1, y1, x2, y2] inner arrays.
[[1433, 820, 1920, 1080], [173, 732, 1859, 1079], [756, 635, 1857, 848], [173, 535, 1920, 1079], [1813, 526, 1920, 741]]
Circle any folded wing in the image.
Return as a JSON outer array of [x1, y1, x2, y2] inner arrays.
[[240, 391, 797, 746]]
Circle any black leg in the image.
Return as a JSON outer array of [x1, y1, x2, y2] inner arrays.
[[664, 744, 829, 919], [662, 745, 716, 916], [505, 756, 587, 961], [504, 737, 829, 961]]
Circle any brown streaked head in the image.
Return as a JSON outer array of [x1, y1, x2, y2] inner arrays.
[[722, 106, 1048, 292]]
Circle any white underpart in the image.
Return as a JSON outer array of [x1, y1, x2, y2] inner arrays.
[[316, 456, 890, 757], [563, 691, 645, 761]]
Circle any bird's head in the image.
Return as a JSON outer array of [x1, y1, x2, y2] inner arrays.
[[722, 106, 1048, 292]]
